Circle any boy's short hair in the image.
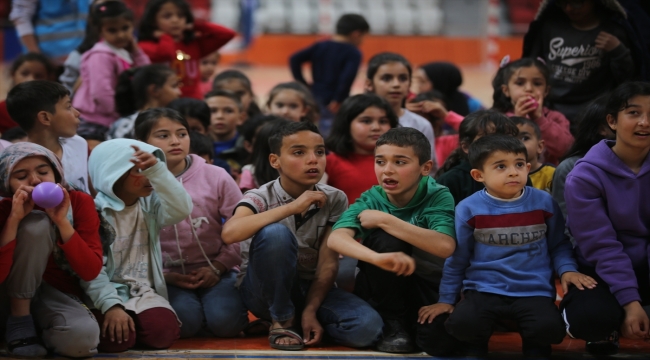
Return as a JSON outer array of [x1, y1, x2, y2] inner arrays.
[[6, 80, 70, 132], [189, 131, 215, 160], [1, 127, 27, 142], [468, 135, 527, 170], [204, 89, 243, 112], [269, 121, 321, 155], [376, 127, 431, 165], [510, 116, 541, 139], [336, 14, 370, 35]]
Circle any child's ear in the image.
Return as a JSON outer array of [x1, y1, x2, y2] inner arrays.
[[364, 78, 374, 93], [461, 141, 470, 154], [147, 84, 158, 99], [36, 110, 51, 127], [470, 169, 485, 182], [537, 139, 545, 155], [526, 162, 531, 172], [269, 153, 280, 169], [501, 84, 510, 98], [606, 114, 617, 132], [420, 159, 433, 176]]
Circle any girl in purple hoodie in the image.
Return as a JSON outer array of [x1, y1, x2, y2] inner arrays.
[[72, 1, 150, 145], [562, 81, 650, 355], [134, 108, 250, 339]]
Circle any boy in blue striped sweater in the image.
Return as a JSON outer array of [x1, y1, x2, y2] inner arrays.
[[418, 135, 596, 359]]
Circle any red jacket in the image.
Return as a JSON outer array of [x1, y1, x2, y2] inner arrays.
[[139, 22, 236, 99], [0, 101, 19, 134], [0, 191, 103, 297]]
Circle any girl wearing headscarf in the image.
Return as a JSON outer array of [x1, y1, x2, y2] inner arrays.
[[0, 142, 102, 358], [414, 61, 484, 115]]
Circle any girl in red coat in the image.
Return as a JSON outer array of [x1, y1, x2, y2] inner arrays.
[[137, 0, 236, 99]]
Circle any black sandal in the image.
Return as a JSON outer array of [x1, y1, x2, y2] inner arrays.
[[268, 327, 304, 351]]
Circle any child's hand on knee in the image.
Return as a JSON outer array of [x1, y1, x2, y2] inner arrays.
[[560, 271, 597, 294], [10, 185, 35, 221], [372, 252, 415, 276], [418, 303, 454, 324], [103, 306, 135, 344], [130, 145, 158, 171]]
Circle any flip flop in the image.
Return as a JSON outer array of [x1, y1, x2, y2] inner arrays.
[[268, 327, 304, 351], [244, 318, 272, 336]]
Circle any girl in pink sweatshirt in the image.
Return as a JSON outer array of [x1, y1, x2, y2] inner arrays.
[[492, 57, 574, 165], [134, 108, 249, 339], [73, 1, 150, 144]]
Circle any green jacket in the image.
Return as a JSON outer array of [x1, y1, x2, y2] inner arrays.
[[333, 176, 455, 278]]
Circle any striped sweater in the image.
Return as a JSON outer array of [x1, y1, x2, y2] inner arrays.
[[439, 187, 577, 304]]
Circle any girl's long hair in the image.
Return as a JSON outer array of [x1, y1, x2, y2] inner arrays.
[[491, 57, 550, 113], [325, 94, 398, 157], [252, 119, 292, 186], [115, 64, 175, 116], [562, 93, 612, 160]]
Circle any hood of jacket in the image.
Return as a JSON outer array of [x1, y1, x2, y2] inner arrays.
[[574, 139, 650, 179], [89, 138, 166, 212], [535, 0, 626, 20], [0, 142, 71, 197], [364, 176, 443, 213]]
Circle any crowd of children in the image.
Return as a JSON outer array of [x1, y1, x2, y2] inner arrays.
[[0, 0, 649, 358]]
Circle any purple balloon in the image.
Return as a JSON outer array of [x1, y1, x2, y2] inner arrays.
[[32, 182, 64, 209]]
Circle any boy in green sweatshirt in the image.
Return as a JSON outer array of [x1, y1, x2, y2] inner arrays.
[[328, 127, 456, 353]]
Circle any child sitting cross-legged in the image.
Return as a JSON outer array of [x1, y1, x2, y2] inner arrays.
[[420, 135, 596, 358], [328, 127, 456, 353], [222, 121, 383, 351]]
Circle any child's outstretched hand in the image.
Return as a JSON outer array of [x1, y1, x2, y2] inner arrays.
[[513, 95, 543, 120], [560, 271, 597, 295], [9, 185, 35, 221], [595, 31, 621, 52], [418, 303, 454, 324], [372, 252, 415, 276], [130, 145, 158, 171], [44, 185, 71, 226]]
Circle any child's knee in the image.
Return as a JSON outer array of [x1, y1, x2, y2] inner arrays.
[[42, 319, 100, 358], [366, 229, 411, 254]]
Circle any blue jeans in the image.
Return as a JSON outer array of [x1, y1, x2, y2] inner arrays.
[[167, 271, 249, 338], [239, 223, 383, 348]]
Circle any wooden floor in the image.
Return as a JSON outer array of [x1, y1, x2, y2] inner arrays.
[[2, 333, 648, 359]]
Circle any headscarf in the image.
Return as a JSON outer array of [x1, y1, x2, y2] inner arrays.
[[0, 142, 70, 197], [420, 62, 471, 116]]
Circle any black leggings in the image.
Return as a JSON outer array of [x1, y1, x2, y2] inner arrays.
[[559, 266, 650, 341]]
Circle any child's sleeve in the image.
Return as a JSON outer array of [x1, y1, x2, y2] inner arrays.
[[139, 35, 177, 63], [421, 187, 456, 239], [289, 45, 314, 85], [333, 49, 362, 103], [606, 29, 635, 84], [80, 266, 125, 314], [331, 197, 367, 239], [445, 111, 464, 132], [537, 109, 573, 161], [59, 192, 103, 281], [142, 161, 193, 227], [84, 52, 119, 116], [544, 195, 577, 276], [565, 173, 639, 306], [193, 21, 236, 58], [438, 207, 473, 305], [0, 201, 15, 283], [131, 47, 151, 67], [214, 168, 243, 269]]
